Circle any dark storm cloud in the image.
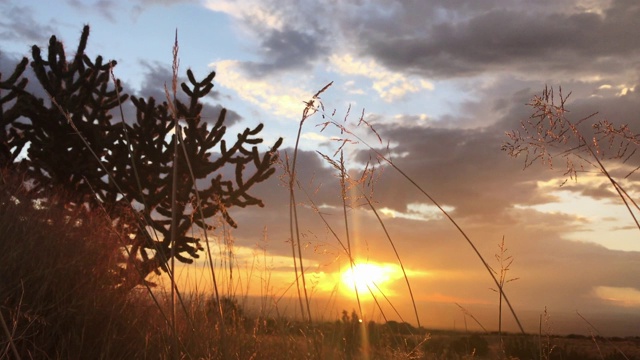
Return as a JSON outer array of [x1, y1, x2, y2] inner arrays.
[[224, 0, 640, 80], [240, 27, 328, 77], [350, 120, 557, 222], [209, 0, 331, 77], [0, 4, 56, 45], [360, 0, 640, 78]]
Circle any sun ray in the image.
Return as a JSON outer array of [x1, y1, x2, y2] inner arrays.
[[340, 262, 402, 299]]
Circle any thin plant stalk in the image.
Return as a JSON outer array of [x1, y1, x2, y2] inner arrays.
[[360, 186, 421, 328], [0, 310, 20, 360], [338, 151, 364, 321], [285, 153, 307, 322], [297, 181, 410, 334], [168, 29, 181, 360], [175, 126, 227, 359], [84, 179, 192, 357], [110, 59, 198, 343], [319, 148, 422, 328], [455, 303, 488, 333], [46, 95, 186, 301], [505, 87, 640, 234], [110, 65, 194, 333], [490, 236, 519, 345], [286, 85, 332, 359], [332, 120, 526, 334], [109, 67, 165, 265]]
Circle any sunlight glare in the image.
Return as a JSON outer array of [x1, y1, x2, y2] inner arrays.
[[341, 262, 401, 297]]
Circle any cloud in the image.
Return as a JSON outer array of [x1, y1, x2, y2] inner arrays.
[[207, 0, 640, 87], [67, 0, 121, 21], [0, 4, 57, 44], [594, 286, 640, 307], [205, 0, 328, 77], [129, 0, 199, 19], [329, 54, 434, 102], [211, 59, 312, 119], [359, 1, 640, 79], [7, 0, 638, 334], [379, 203, 455, 222], [165, 112, 640, 334], [351, 123, 556, 221], [204, 0, 285, 31], [240, 27, 328, 77]]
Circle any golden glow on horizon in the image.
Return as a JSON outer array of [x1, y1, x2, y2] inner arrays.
[[340, 262, 402, 298], [594, 286, 640, 307]]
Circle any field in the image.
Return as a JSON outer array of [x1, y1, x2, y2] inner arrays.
[[2, 159, 639, 359]]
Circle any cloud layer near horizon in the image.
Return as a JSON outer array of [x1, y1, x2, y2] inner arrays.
[[202, 0, 640, 332]]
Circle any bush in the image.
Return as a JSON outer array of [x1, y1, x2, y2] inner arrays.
[[0, 170, 163, 358]]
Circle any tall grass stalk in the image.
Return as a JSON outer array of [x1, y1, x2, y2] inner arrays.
[[285, 83, 333, 359], [356, 176, 421, 328], [291, 86, 427, 357], [286, 154, 310, 324], [108, 39, 201, 351], [315, 148, 421, 329], [44, 31, 206, 359], [455, 303, 488, 333], [312, 93, 517, 332], [0, 308, 20, 360], [291, 85, 424, 343], [321, 113, 527, 334], [45, 95, 180, 307], [164, 29, 230, 359], [337, 150, 364, 321], [504, 86, 640, 234], [176, 107, 228, 358], [167, 29, 181, 360], [490, 236, 519, 345], [296, 181, 409, 329]]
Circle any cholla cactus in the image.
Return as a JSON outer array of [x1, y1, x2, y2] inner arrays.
[[0, 25, 282, 289]]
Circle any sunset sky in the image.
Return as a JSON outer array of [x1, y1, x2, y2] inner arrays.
[[2, 0, 640, 336]]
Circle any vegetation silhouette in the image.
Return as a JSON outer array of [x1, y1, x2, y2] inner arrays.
[[1, 25, 282, 289]]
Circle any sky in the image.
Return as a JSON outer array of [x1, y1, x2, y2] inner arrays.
[[2, 0, 640, 336]]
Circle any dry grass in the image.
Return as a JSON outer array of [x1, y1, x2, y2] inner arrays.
[[2, 136, 638, 359], [0, 170, 160, 359], [2, 28, 639, 360]]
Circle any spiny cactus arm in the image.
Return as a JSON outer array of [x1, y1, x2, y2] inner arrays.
[[0, 57, 29, 92], [1, 57, 30, 167]]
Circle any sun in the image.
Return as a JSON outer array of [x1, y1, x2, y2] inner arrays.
[[341, 262, 400, 297]]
